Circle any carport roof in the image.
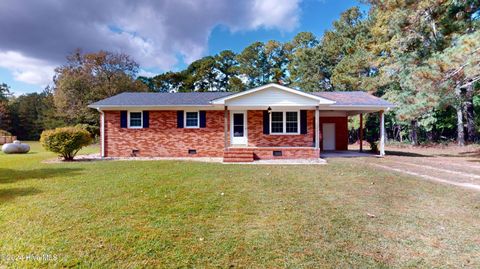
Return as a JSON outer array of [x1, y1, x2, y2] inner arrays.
[[311, 91, 393, 107]]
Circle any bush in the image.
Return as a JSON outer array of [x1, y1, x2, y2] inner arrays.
[[369, 141, 379, 153], [40, 127, 92, 161]]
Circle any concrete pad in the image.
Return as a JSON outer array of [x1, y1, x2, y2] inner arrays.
[[223, 158, 327, 165], [321, 151, 379, 158]]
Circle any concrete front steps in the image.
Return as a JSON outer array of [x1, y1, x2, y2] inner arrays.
[[223, 148, 254, 163]]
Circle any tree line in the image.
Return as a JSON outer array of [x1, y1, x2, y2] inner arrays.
[[1, 0, 479, 145], [0, 50, 148, 139]]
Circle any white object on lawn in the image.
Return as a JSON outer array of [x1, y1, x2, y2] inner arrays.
[[2, 140, 30, 154]]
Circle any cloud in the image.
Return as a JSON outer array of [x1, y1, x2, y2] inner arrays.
[[0, 0, 302, 89], [137, 69, 157, 78], [0, 51, 55, 86], [249, 0, 301, 31]]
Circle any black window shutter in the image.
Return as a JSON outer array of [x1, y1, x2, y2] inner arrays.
[[143, 111, 149, 128], [177, 111, 184, 128], [120, 111, 127, 128], [199, 111, 206, 128], [300, 110, 307, 134], [263, 111, 270, 134]]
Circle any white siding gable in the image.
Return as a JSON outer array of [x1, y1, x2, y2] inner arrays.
[[225, 86, 320, 107]]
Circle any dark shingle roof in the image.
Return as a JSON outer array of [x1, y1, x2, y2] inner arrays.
[[311, 91, 393, 106], [89, 90, 393, 107], [89, 92, 234, 106]]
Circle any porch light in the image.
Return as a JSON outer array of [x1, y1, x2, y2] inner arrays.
[[267, 106, 272, 114]]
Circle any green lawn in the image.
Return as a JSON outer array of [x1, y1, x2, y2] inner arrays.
[[1, 142, 479, 268]]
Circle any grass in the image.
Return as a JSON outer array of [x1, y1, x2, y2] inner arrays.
[[0, 142, 479, 268]]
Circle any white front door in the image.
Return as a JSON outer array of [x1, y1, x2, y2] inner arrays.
[[231, 111, 247, 145], [322, 123, 336, 150]]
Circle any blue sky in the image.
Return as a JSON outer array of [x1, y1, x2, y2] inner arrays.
[[0, 0, 366, 95], [207, 0, 366, 55]]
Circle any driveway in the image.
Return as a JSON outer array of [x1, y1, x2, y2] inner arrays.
[[351, 145, 480, 191]]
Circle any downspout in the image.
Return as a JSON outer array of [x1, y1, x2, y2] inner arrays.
[[97, 108, 105, 158]]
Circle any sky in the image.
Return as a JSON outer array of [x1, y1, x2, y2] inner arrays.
[[0, 0, 366, 95]]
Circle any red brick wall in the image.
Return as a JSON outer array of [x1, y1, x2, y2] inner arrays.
[[320, 116, 348, 150], [102, 110, 348, 157], [253, 147, 319, 160], [247, 110, 315, 147], [104, 110, 226, 157]]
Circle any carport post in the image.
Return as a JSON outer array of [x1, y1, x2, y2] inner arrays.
[[380, 110, 385, 156], [359, 113, 363, 152]]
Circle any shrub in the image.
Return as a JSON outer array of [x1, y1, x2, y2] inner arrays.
[[40, 127, 92, 161], [369, 141, 379, 153]]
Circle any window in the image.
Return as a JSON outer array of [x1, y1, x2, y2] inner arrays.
[[270, 111, 299, 134], [271, 112, 283, 133], [233, 113, 244, 137], [185, 111, 199, 128], [286, 112, 298, 133], [128, 112, 142, 128]]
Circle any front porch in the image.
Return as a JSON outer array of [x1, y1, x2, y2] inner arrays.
[[221, 108, 385, 163], [211, 84, 390, 163]]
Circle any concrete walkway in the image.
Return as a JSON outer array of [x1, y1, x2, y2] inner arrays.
[[321, 150, 379, 158], [224, 158, 327, 165]]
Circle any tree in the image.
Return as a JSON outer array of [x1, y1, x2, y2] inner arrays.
[[237, 42, 272, 87], [0, 83, 11, 101], [7, 89, 62, 140], [287, 32, 327, 91], [288, 8, 376, 92], [0, 83, 12, 131], [145, 71, 187, 92], [53, 49, 148, 125], [364, 0, 480, 144], [264, 40, 289, 84], [425, 30, 480, 144], [183, 56, 219, 91], [215, 50, 241, 91]]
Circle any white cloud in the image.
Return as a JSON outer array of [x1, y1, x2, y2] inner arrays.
[[137, 69, 156, 78], [249, 0, 301, 31], [0, 51, 55, 86], [0, 0, 303, 89]]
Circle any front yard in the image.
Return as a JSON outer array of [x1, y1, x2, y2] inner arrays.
[[1, 143, 479, 268]]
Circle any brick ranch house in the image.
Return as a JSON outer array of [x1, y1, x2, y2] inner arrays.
[[88, 83, 394, 162]]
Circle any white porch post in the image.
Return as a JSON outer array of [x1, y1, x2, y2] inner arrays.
[[359, 113, 363, 152], [315, 106, 320, 150], [380, 110, 385, 156], [224, 106, 228, 150]]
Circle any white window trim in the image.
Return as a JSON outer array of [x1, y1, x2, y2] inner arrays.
[[270, 111, 300, 135], [184, 111, 200, 128], [128, 111, 143, 129]]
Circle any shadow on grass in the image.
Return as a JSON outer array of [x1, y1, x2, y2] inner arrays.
[[385, 150, 431, 157], [0, 168, 83, 184], [437, 150, 480, 158], [0, 187, 42, 203]]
